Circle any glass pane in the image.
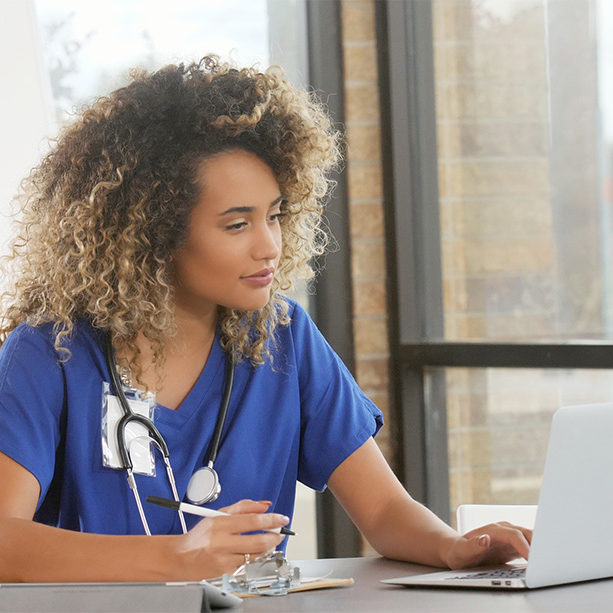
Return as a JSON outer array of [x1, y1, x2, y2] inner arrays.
[[433, 366, 613, 521], [433, 0, 613, 341], [33, 0, 270, 125]]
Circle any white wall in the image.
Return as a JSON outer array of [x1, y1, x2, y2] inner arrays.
[[0, 0, 54, 256]]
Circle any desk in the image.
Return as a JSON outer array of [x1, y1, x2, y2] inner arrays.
[[1, 558, 610, 612], [242, 556, 613, 612]]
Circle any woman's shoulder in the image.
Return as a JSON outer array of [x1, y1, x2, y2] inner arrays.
[[2, 321, 56, 353], [272, 296, 318, 344], [0, 320, 104, 395], [0, 323, 62, 392], [273, 295, 332, 356], [1, 319, 102, 359], [278, 296, 311, 328]]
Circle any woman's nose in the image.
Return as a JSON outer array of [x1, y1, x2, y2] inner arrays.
[[253, 223, 281, 261]]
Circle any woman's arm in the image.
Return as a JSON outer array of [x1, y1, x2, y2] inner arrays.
[[327, 438, 531, 569], [0, 452, 288, 582]]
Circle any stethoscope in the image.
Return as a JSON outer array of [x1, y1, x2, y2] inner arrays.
[[104, 333, 234, 535]]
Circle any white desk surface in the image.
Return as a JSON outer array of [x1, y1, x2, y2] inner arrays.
[[242, 556, 613, 612]]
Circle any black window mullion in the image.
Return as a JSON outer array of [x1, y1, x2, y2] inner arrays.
[[377, 0, 450, 518], [399, 343, 613, 369]]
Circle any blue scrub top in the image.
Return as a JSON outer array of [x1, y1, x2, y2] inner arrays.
[[0, 300, 382, 538]]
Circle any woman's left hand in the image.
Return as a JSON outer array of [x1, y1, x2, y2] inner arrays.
[[443, 522, 532, 570]]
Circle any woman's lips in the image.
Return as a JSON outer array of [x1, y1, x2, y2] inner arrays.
[[240, 268, 275, 287]]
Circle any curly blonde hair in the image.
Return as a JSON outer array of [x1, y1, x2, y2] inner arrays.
[[0, 56, 341, 381]]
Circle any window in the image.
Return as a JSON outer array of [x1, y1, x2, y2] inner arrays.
[[378, 0, 613, 522], [34, 0, 271, 124]]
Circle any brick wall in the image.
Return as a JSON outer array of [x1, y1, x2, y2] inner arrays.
[[340, 0, 391, 555], [340, 0, 392, 466]]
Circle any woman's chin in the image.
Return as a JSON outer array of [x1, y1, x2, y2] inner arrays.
[[223, 294, 274, 313]]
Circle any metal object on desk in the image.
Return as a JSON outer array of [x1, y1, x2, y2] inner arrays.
[[222, 551, 301, 596]]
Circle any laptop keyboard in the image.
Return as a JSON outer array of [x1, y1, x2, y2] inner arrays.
[[446, 567, 526, 581]]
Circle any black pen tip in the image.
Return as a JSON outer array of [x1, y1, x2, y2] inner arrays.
[[146, 495, 180, 510]]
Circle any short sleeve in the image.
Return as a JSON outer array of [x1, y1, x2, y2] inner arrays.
[[288, 303, 383, 491], [0, 325, 64, 504]]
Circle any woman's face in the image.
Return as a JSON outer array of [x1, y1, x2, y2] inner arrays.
[[172, 149, 283, 319]]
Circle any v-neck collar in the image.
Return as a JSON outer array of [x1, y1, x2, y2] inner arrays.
[[154, 331, 226, 429]]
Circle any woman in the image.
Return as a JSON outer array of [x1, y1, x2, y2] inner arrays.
[[0, 57, 530, 582]]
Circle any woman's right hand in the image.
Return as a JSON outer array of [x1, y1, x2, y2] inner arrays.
[[173, 499, 289, 579]]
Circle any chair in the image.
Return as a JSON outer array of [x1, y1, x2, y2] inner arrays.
[[456, 504, 538, 534]]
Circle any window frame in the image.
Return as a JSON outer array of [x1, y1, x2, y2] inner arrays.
[[375, 0, 613, 523], [307, 0, 363, 558]]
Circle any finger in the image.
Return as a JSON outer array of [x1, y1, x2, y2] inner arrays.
[[477, 530, 529, 562], [231, 547, 280, 572], [490, 522, 533, 545], [467, 533, 491, 565], [501, 529, 530, 560], [214, 552, 257, 577], [241, 535, 285, 555], [491, 524, 531, 559], [523, 528, 533, 545], [511, 525, 533, 545], [249, 547, 279, 561], [466, 523, 532, 557], [206, 511, 290, 535], [220, 499, 272, 515], [447, 534, 490, 569], [223, 530, 286, 555]]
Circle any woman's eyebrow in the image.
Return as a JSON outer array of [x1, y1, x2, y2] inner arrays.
[[219, 196, 284, 216]]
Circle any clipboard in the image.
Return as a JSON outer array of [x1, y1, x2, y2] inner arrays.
[[0, 580, 240, 612], [236, 576, 355, 598]]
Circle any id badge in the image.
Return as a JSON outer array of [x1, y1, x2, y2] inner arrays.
[[101, 381, 157, 476]]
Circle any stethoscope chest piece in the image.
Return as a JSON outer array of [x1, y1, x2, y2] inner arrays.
[[186, 465, 221, 505]]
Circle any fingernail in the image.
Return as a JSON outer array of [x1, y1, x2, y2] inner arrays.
[[478, 535, 490, 547], [280, 515, 290, 525], [258, 500, 272, 505]]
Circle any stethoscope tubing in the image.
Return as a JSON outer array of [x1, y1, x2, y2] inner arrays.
[[104, 334, 169, 469], [204, 349, 234, 466], [104, 332, 234, 507]]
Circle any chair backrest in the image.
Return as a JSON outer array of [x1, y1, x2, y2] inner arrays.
[[456, 504, 538, 534]]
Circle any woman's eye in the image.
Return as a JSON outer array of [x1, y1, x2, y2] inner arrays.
[[225, 221, 247, 231], [269, 212, 285, 222]]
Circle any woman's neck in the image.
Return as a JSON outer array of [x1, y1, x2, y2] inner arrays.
[[129, 307, 218, 409], [172, 305, 218, 356]]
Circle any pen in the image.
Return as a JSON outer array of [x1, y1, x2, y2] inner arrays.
[[146, 495, 296, 536]]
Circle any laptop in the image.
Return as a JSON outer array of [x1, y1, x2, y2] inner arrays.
[[382, 402, 613, 590]]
